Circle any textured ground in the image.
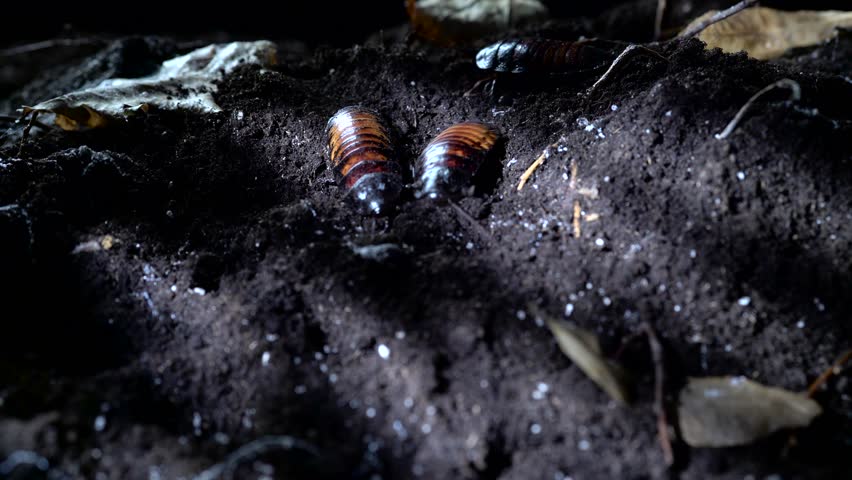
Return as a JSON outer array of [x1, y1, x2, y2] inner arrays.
[[1, 2, 851, 479]]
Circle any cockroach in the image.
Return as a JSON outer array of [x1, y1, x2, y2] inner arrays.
[[415, 122, 499, 199], [326, 106, 402, 215], [475, 39, 613, 74]]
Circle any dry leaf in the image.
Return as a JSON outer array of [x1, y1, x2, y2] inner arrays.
[[21, 41, 277, 130], [544, 316, 631, 404], [682, 7, 852, 60], [678, 376, 822, 447], [407, 0, 548, 46]]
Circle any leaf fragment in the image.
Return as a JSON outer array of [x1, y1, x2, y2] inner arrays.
[[544, 315, 631, 404], [678, 376, 822, 447], [21, 41, 277, 131], [682, 7, 852, 60], [407, 0, 549, 46]]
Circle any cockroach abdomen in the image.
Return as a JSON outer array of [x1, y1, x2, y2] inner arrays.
[[415, 122, 499, 200], [326, 106, 402, 215]]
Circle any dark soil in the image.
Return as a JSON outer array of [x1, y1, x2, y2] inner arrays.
[[2, 1, 851, 479]]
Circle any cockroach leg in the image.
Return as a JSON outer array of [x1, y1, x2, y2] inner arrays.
[[464, 74, 497, 97], [586, 45, 669, 97]]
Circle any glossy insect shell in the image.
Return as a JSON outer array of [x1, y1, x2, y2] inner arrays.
[[416, 122, 499, 199], [475, 39, 611, 73], [326, 106, 402, 215]]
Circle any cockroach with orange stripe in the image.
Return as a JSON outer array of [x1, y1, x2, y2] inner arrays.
[[325, 106, 403, 216]]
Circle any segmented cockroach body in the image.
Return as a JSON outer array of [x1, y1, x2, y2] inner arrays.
[[475, 39, 612, 74], [326, 106, 402, 215], [416, 122, 499, 199]]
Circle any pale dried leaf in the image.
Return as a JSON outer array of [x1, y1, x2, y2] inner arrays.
[[545, 317, 631, 404], [408, 0, 548, 45], [683, 7, 852, 60], [678, 376, 822, 447], [21, 41, 277, 130]]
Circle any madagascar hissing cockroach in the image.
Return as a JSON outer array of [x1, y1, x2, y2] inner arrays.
[[415, 122, 499, 199], [326, 106, 402, 215], [475, 39, 613, 74]]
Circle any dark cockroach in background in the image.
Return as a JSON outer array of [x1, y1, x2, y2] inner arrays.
[[415, 122, 500, 200], [475, 39, 614, 74], [326, 106, 403, 215]]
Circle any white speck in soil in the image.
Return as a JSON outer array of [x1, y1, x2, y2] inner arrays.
[[530, 423, 542, 435], [674, 304, 682, 313], [191, 287, 206, 296], [265, 333, 279, 342], [610, 104, 618, 111], [393, 420, 408, 438], [724, 344, 733, 352], [665, 110, 672, 117], [516, 309, 527, 320], [689, 249, 697, 258], [564, 303, 574, 316], [293, 356, 302, 365], [261, 351, 271, 366], [814, 298, 826, 312], [366, 407, 376, 418], [294, 385, 307, 395], [586, 282, 594, 290], [737, 171, 746, 180], [738, 296, 751, 306], [329, 373, 338, 383], [395, 330, 406, 340], [578, 439, 590, 450], [404, 397, 414, 408], [94, 415, 106, 432], [603, 297, 612, 307], [421, 423, 432, 434], [214, 432, 230, 445], [377, 344, 390, 359], [479, 379, 489, 389], [796, 320, 806, 329], [426, 405, 437, 416], [466, 242, 474, 250], [170, 284, 177, 292], [319, 363, 328, 373]]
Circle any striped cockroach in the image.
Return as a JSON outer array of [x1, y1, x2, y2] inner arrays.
[[326, 106, 403, 215], [415, 122, 500, 199], [475, 39, 613, 74]]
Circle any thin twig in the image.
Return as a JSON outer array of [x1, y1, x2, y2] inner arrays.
[[678, 0, 758, 40], [17, 111, 41, 157], [193, 436, 319, 480], [518, 137, 565, 191], [806, 348, 852, 397], [450, 200, 493, 242], [0, 114, 52, 131], [0, 38, 104, 57], [586, 45, 669, 96], [572, 200, 582, 238], [654, 0, 667, 41], [715, 79, 801, 140], [640, 322, 674, 467]]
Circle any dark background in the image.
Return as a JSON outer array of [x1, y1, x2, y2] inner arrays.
[[3, 0, 850, 46]]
